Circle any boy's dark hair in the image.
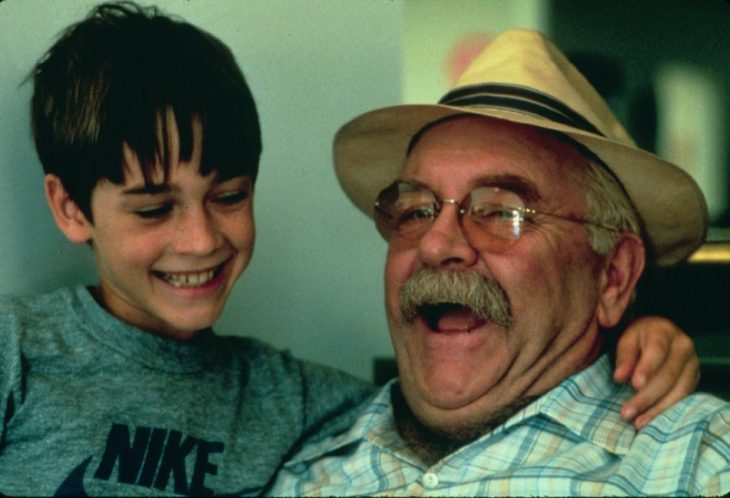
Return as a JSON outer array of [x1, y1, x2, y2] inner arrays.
[[31, 1, 261, 220]]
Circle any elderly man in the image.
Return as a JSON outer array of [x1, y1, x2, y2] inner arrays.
[[270, 30, 730, 496]]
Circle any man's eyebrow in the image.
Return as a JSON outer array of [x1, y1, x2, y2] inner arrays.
[[121, 184, 171, 195], [396, 174, 541, 202], [473, 174, 541, 203]]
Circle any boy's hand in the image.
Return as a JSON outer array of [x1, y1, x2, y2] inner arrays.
[[614, 316, 699, 430]]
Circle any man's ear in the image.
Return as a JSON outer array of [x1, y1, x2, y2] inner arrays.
[[44, 174, 93, 244], [596, 233, 645, 328]]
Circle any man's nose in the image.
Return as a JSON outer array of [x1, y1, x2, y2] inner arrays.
[[173, 204, 222, 255], [417, 204, 478, 268]]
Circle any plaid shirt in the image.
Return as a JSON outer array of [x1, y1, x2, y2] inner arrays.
[[271, 356, 730, 496]]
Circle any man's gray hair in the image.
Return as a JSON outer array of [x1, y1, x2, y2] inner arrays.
[[544, 131, 642, 256], [572, 156, 642, 256]]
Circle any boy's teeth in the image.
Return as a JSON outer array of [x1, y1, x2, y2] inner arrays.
[[162, 269, 216, 288]]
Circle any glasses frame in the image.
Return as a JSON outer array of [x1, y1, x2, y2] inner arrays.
[[374, 180, 620, 242]]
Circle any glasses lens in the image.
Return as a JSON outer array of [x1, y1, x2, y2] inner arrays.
[[467, 187, 525, 240], [375, 182, 437, 240], [375, 183, 529, 245]]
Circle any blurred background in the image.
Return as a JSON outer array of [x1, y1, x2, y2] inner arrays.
[[0, 0, 728, 395]]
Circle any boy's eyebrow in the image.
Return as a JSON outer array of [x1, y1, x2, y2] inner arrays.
[[121, 184, 171, 195]]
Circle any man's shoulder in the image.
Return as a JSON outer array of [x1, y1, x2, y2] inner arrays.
[[644, 392, 730, 435], [633, 392, 730, 471], [612, 393, 730, 495]]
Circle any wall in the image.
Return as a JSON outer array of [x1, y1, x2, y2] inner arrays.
[[548, 0, 730, 233], [402, 0, 548, 103], [0, 0, 400, 380]]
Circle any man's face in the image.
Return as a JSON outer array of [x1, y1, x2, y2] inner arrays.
[[85, 119, 255, 340], [385, 115, 610, 435]]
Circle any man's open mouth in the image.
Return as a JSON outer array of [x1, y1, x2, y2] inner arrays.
[[419, 303, 487, 332], [153, 263, 225, 288]]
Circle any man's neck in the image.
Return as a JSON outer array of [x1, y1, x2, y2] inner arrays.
[[391, 384, 537, 466]]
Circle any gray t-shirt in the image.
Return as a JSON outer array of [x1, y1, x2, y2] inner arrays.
[[0, 285, 374, 496]]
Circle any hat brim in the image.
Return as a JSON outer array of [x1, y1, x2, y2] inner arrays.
[[334, 104, 708, 267]]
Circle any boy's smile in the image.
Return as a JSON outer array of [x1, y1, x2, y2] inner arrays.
[[73, 118, 255, 340]]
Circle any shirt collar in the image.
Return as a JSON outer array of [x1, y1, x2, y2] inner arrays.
[[285, 355, 637, 466]]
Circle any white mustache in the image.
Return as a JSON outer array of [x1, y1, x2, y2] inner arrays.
[[399, 268, 512, 328]]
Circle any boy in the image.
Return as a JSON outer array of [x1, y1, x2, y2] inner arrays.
[[0, 1, 701, 495], [0, 2, 372, 495]]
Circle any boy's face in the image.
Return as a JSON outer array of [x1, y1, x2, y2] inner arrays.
[[85, 120, 255, 340]]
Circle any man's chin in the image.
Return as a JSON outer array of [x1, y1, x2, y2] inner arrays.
[[410, 391, 539, 444]]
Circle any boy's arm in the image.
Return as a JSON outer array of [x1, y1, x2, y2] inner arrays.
[[614, 316, 699, 429], [298, 363, 375, 443]]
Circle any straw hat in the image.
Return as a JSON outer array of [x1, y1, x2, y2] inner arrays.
[[334, 29, 707, 267]]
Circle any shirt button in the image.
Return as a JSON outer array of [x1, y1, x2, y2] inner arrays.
[[422, 472, 439, 488]]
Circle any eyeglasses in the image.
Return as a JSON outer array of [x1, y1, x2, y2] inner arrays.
[[374, 181, 619, 246]]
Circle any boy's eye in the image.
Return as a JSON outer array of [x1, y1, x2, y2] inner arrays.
[[213, 190, 249, 205], [134, 204, 173, 219]]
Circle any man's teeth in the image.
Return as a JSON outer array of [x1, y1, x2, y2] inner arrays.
[[161, 269, 216, 288]]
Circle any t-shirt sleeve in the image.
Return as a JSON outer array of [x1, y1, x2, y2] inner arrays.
[[225, 336, 376, 455], [296, 359, 375, 445]]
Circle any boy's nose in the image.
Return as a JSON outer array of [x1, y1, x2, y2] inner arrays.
[[173, 205, 222, 255]]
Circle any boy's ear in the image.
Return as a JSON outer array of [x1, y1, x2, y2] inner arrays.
[[44, 174, 93, 244], [596, 233, 645, 329]]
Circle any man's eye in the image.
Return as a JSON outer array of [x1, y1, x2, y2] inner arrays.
[[398, 205, 436, 225], [134, 204, 173, 219], [213, 191, 249, 205], [471, 204, 522, 222]]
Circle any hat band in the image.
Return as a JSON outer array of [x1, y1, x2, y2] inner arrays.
[[439, 84, 604, 137]]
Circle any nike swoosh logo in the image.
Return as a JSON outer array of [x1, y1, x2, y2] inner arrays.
[[54, 456, 91, 497]]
